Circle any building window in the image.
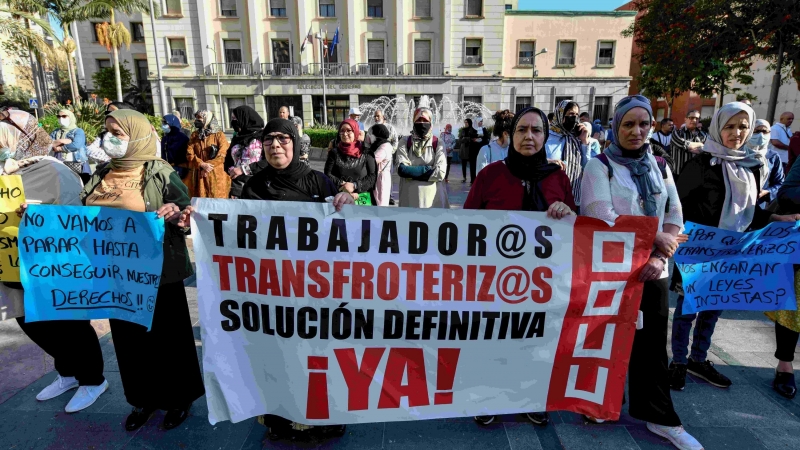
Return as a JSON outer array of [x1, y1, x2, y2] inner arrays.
[[518, 41, 535, 66], [226, 97, 247, 126], [270, 0, 286, 16], [175, 98, 194, 119], [272, 40, 290, 64], [134, 59, 148, 86], [414, 0, 431, 18], [597, 41, 615, 66], [655, 107, 665, 122], [220, 0, 237, 17], [223, 40, 243, 63], [413, 40, 431, 75], [130, 22, 145, 42], [466, 0, 482, 17], [319, 0, 335, 17], [266, 96, 303, 121], [367, 40, 384, 63], [165, 0, 182, 15], [91, 23, 102, 42], [314, 96, 349, 125], [557, 41, 576, 66], [464, 39, 482, 65], [96, 59, 112, 70], [593, 96, 611, 126], [515, 97, 531, 113], [323, 39, 338, 62], [505, 4, 512, 10], [367, 0, 383, 18], [464, 96, 482, 105], [168, 38, 187, 64]]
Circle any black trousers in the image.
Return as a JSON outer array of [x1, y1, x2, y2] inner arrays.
[[469, 147, 480, 182], [110, 282, 204, 410], [775, 322, 800, 362], [445, 157, 452, 180], [16, 316, 105, 386], [461, 157, 469, 181], [628, 278, 682, 427]]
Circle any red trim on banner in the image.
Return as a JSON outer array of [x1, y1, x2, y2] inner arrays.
[[546, 215, 658, 421]]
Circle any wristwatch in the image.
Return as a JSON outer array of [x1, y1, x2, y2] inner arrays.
[[651, 252, 668, 265]]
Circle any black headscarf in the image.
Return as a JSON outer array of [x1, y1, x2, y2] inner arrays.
[[505, 107, 561, 211], [229, 105, 265, 148], [369, 124, 391, 154], [249, 118, 320, 201]]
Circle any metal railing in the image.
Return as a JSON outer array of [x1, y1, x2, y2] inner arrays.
[[355, 63, 396, 76], [400, 62, 444, 76], [598, 57, 614, 65], [307, 63, 351, 76], [558, 57, 575, 66], [260, 63, 304, 76], [205, 63, 254, 76], [518, 56, 533, 66]]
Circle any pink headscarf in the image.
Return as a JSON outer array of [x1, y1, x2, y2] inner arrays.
[[337, 118, 363, 158]]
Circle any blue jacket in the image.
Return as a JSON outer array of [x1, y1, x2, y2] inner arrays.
[[49, 128, 88, 162], [761, 150, 785, 207]]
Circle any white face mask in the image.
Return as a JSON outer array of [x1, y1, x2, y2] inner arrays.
[[102, 135, 129, 158], [749, 132, 770, 148], [59, 118, 70, 128]]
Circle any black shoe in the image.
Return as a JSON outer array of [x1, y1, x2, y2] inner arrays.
[[316, 425, 347, 438], [687, 359, 732, 388], [389, 198, 396, 206], [162, 407, 190, 430], [462, 179, 467, 183], [474, 415, 496, 425], [773, 371, 797, 399], [125, 407, 156, 431], [669, 362, 687, 391], [525, 412, 549, 426]]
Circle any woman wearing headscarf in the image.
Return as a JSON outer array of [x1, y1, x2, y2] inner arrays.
[[0, 109, 52, 159], [161, 114, 189, 179], [465, 106, 573, 428], [370, 123, 393, 206], [324, 118, 377, 204], [438, 123, 457, 182], [186, 110, 230, 199], [546, 100, 589, 206], [746, 119, 784, 208], [670, 102, 800, 395], [49, 109, 90, 180], [82, 109, 204, 432], [223, 106, 263, 198], [396, 107, 449, 208], [475, 110, 514, 175], [458, 118, 477, 183], [581, 95, 703, 450], [467, 115, 489, 182]]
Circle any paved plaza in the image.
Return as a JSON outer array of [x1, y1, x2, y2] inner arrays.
[[1, 154, 799, 449]]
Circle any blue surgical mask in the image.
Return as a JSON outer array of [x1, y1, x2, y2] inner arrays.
[[749, 133, 770, 148], [0, 147, 13, 161], [160, 124, 171, 133]]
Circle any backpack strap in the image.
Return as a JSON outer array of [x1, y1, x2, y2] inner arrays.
[[407, 135, 438, 151], [596, 153, 613, 178]]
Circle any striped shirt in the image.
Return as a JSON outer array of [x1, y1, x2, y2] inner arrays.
[[669, 127, 707, 175]]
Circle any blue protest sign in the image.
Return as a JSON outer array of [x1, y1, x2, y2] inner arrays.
[[674, 221, 800, 314], [18, 205, 165, 330]]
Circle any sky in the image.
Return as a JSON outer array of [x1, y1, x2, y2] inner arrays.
[[518, 0, 628, 10]]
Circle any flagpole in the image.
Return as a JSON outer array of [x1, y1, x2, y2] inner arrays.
[[316, 32, 328, 125]]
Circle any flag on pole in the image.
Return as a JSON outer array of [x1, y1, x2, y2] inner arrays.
[[300, 25, 313, 53], [329, 26, 340, 58], [322, 27, 329, 59]]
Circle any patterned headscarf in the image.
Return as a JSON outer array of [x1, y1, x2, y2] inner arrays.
[[550, 99, 576, 136], [195, 110, 221, 140], [547, 99, 583, 204], [2, 110, 52, 159], [107, 110, 163, 171]]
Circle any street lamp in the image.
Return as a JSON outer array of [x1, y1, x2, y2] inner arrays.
[[206, 44, 224, 127], [530, 48, 548, 107]]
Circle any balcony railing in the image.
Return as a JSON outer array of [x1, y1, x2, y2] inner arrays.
[[205, 63, 254, 76], [598, 57, 614, 65], [518, 56, 533, 66], [307, 63, 351, 76], [355, 63, 396, 76], [261, 63, 304, 76], [558, 57, 575, 66], [399, 62, 444, 76]]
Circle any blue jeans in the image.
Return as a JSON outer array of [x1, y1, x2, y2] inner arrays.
[[671, 295, 723, 365]]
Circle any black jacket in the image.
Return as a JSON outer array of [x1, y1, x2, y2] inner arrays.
[[323, 148, 377, 194]]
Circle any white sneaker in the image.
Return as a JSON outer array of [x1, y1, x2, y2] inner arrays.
[[647, 422, 704, 450], [65, 380, 109, 413], [36, 375, 78, 401]]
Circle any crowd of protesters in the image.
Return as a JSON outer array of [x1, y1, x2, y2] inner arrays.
[[2, 92, 800, 450]]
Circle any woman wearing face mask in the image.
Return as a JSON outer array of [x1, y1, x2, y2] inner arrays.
[[186, 110, 231, 199], [466, 106, 573, 428], [746, 119, 784, 208], [581, 95, 704, 450], [223, 106, 264, 198], [438, 123, 457, 182], [324, 119, 377, 204], [475, 110, 514, 175], [50, 109, 90, 182], [83, 109, 204, 431], [396, 107, 449, 208], [161, 114, 189, 179], [546, 100, 588, 207], [459, 118, 477, 183], [670, 103, 800, 396]]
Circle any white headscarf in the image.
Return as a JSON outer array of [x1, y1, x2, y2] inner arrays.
[[745, 118, 772, 189], [702, 102, 762, 232], [474, 116, 483, 135]]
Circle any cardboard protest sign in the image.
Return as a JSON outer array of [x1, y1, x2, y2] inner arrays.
[[674, 221, 800, 314], [0, 175, 25, 282], [19, 205, 165, 330], [192, 198, 658, 425]]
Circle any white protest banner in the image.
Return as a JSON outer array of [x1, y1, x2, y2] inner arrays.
[[192, 199, 658, 425]]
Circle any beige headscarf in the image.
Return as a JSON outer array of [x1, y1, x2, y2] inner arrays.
[[54, 109, 77, 140], [0, 122, 21, 151], [107, 110, 163, 171]]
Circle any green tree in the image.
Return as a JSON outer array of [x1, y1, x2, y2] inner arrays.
[[91, 59, 133, 100]]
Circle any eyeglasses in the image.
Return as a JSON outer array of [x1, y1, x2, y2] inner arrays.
[[753, 130, 770, 134], [686, 116, 700, 120], [339, 130, 355, 136], [615, 95, 651, 109], [57, 115, 68, 119], [264, 134, 292, 145]]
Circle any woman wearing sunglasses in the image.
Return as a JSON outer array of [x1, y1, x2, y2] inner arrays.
[[324, 118, 377, 204], [745, 119, 784, 208]]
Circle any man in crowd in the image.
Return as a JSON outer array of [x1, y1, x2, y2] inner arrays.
[[650, 118, 674, 151], [669, 110, 706, 175], [349, 107, 365, 140], [770, 112, 794, 169], [579, 112, 591, 123], [365, 108, 398, 152], [278, 106, 290, 119]]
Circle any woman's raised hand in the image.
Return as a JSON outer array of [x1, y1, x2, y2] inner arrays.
[[156, 203, 182, 223]]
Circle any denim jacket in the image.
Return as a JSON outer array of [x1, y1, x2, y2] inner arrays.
[[49, 128, 88, 162]]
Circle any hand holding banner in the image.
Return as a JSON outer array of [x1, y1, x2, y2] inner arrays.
[[674, 221, 800, 314], [0, 175, 25, 281], [19, 205, 165, 330]]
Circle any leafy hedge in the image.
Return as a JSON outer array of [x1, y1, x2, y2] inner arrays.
[[40, 100, 165, 144], [305, 128, 337, 148]]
